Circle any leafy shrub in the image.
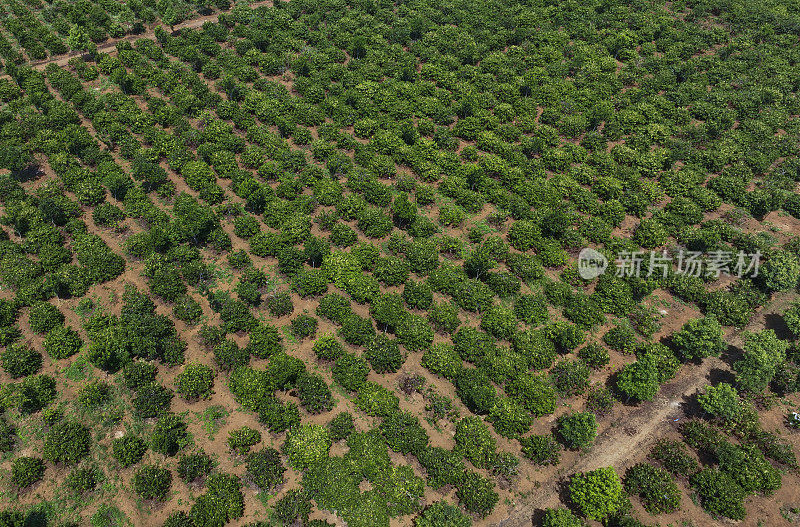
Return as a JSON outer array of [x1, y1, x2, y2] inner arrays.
[[690, 468, 746, 520], [456, 471, 498, 517], [43, 325, 82, 360], [296, 372, 334, 413], [415, 501, 471, 527], [364, 334, 404, 373], [697, 383, 742, 423], [381, 411, 429, 455], [454, 416, 496, 469], [177, 452, 214, 483], [403, 280, 433, 310], [175, 363, 214, 400], [1, 343, 42, 378], [417, 446, 466, 489], [134, 465, 172, 501], [311, 334, 344, 362], [316, 293, 353, 324], [557, 412, 597, 450], [66, 467, 100, 494], [623, 463, 680, 514], [355, 382, 401, 418], [247, 323, 283, 359], [519, 434, 561, 466], [577, 343, 610, 369], [332, 353, 369, 392], [569, 467, 626, 521], [487, 397, 532, 438], [327, 412, 355, 441], [246, 448, 285, 490], [11, 456, 45, 488], [586, 384, 615, 416], [213, 340, 249, 371], [227, 427, 261, 455], [43, 421, 91, 464], [283, 424, 331, 470], [189, 473, 244, 525], [290, 314, 318, 339], [540, 508, 584, 527], [150, 414, 189, 456], [550, 359, 590, 397], [506, 373, 556, 416], [28, 303, 65, 334], [650, 440, 699, 478], [111, 435, 147, 468], [672, 316, 725, 361], [266, 291, 294, 317], [132, 384, 173, 418], [272, 489, 312, 526]]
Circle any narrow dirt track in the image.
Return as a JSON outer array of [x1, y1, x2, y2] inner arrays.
[[494, 293, 796, 527]]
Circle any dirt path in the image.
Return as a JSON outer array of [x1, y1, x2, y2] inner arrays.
[[494, 293, 797, 527]]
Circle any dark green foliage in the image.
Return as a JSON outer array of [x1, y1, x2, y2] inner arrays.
[[568, 467, 626, 521], [290, 313, 318, 339], [417, 447, 466, 489], [43, 421, 91, 464], [134, 465, 172, 501], [1, 344, 42, 378], [43, 325, 82, 359], [246, 448, 285, 490], [189, 473, 244, 526], [623, 463, 680, 514], [716, 442, 781, 495], [177, 452, 215, 483], [454, 416, 496, 469], [228, 427, 261, 455], [28, 302, 65, 334], [296, 372, 334, 413], [454, 368, 497, 415], [364, 334, 404, 373], [316, 293, 353, 324], [327, 412, 355, 441], [11, 456, 44, 488], [585, 384, 615, 416], [577, 343, 610, 370], [690, 468, 746, 520], [557, 412, 597, 450], [0, 417, 15, 453], [332, 353, 369, 392], [113, 436, 147, 468], [213, 339, 249, 371], [150, 414, 189, 456], [272, 489, 312, 526], [650, 440, 699, 479], [380, 411, 429, 455], [519, 434, 561, 466], [175, 363, 214, 400], [266, 292, 294, 317], [403, 280, 433, 310], [456, 471, 498, 517], [247, 323, 283, 359], [65, 467, 100, 494], [672, 316, 725, 361], [550, 359, 590, 397], [415, 501, 471, 527], [540, 508, 584, 527], [506, 373, 557, 416], [132, 384, 173, 418]]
